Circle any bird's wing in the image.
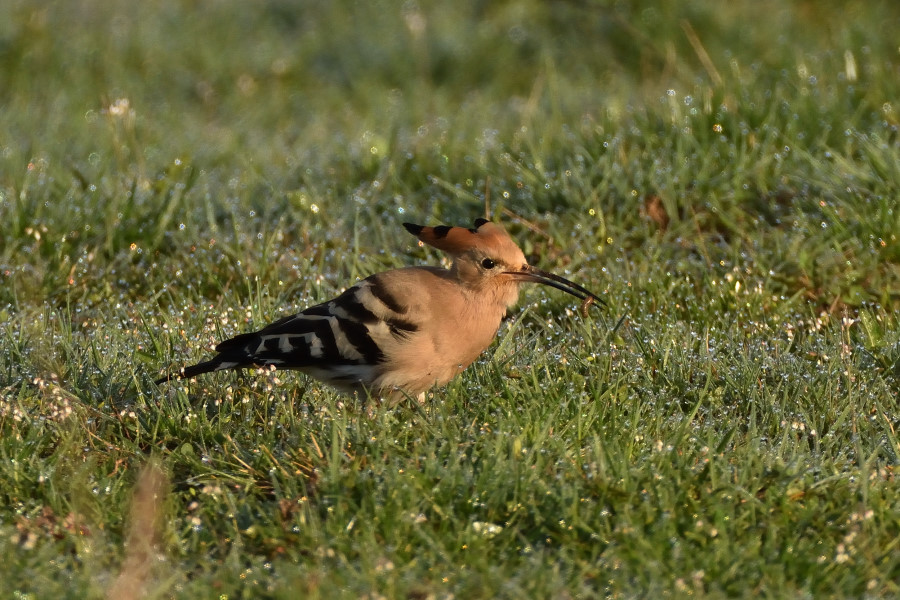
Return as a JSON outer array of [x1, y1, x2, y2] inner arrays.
[[206, 273, 425, 384]]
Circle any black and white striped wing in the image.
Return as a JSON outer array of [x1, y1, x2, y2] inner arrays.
[[171, 275, 421, 390]]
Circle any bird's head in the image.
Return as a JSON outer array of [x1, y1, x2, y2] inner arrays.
[[402, 219, 603, 309]]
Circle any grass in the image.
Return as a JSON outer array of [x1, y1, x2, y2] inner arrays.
[[1, 0, 899, 597]]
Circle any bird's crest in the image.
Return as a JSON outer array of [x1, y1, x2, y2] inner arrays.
[[403, 219, 514, 258]]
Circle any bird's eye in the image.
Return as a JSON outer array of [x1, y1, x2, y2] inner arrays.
[[481, 258, 496, 269]]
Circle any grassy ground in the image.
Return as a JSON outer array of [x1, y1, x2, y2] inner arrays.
[[2, 0, 900, 597]]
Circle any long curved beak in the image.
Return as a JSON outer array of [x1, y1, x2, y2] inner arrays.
[[503, 266, 605, 307]]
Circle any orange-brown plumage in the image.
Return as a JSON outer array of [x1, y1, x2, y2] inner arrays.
[[157, 218, 602, 401]]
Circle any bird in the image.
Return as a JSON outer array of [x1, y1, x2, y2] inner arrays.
[[156, 218, 603, 401]]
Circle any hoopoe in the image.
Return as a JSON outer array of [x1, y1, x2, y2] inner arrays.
[[156, 218, 602, 400]]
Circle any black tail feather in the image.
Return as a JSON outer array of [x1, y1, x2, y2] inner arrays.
[[156, 318, 317, 385], [154, 357, 244, 385]]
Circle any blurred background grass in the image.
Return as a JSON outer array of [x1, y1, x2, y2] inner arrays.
[[1, 0, 899, 598], [2, 0, 898, 309]]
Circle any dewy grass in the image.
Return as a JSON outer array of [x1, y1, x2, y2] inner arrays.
[[1, 0, 900, 597]]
